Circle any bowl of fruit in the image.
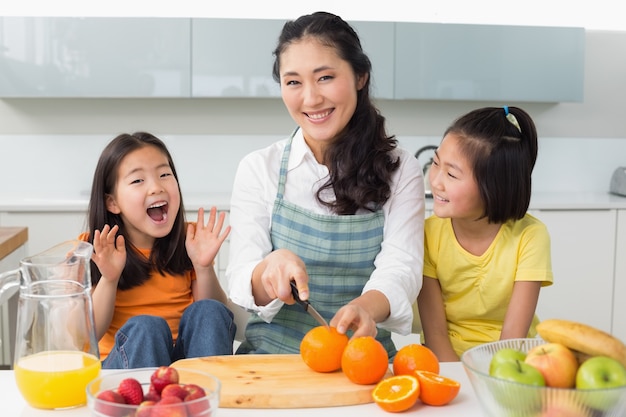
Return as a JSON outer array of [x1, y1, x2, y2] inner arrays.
[[86, 366, 220, 417], [460, 319, 626, 417]]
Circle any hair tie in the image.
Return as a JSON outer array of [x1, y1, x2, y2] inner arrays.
[[503, 106, 522, 133]]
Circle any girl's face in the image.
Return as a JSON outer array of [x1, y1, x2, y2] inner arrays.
[[429, 133, 484, 221], [279, 37, 366, 162], [106, 145, 181, 248]]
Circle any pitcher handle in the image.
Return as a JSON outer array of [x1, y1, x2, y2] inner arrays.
[[0, 269, 20, 305]]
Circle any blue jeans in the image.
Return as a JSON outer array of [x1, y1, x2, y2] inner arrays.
[[102, 299, 236, 369]]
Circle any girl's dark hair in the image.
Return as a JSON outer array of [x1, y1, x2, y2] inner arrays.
[[444, 106, 538, 223], [272, 11, 399, 214], [86, 132, 191, 289]]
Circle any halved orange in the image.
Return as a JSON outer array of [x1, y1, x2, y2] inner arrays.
[[414, 370, 460, 406], [372, 374, 420, 413]]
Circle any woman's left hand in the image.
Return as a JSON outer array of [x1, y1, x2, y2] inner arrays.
[[331, 303, 378, 338], [186, 206, 231, 270]]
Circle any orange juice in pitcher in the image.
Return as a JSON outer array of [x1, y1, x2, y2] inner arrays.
[[0, 240, 101, 409], [14, 351, 101, 409]]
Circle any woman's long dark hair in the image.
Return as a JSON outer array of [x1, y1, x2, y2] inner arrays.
[[86, 132, 192, 289], [272, 11, 400, 214]]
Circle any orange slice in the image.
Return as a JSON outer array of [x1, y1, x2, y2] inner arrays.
[[372, 374, 420, 413], [414, 370, 460, 406]]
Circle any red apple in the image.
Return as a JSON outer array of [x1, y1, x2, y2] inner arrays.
[[161, 383, 188, 401], [183, 384, 211, 416], [525, 342, 578, 388], [152, 396, 188, 417], [136, 400, 157, 417], [150, 366, 180, 394]]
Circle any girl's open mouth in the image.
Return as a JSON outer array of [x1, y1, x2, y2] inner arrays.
[[147, 202, 169, 222]]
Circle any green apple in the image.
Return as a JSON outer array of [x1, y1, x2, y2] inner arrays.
[[489, 348, 527, 375], [576, 356, 626, 411], [489, 359, 545, 412], [491, 359, 546, 387]]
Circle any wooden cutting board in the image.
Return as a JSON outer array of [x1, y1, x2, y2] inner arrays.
[[172, 354, 391, 408]]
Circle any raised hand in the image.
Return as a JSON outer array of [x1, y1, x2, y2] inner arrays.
[[91, 224, 126, 283], [186, 206, 231, 271]]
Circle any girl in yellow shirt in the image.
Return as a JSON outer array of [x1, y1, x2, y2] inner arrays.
[[417, 106, 553, 361]]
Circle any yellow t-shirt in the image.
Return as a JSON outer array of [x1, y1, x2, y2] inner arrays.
[[421, 214, 553, 356]]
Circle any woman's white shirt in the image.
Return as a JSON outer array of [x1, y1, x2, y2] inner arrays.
[[226, 130, 425, 335]]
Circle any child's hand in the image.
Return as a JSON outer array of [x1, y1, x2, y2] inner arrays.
[[186, 207, 231, 270], [92, 224, 126, 283]]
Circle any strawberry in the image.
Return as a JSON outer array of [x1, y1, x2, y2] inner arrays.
[[95, 389, 126, 417], [152, 396, 188, 417], [117, 377, 144, 405], [150, 366, 180, 394], [161, 383, 188, 401]]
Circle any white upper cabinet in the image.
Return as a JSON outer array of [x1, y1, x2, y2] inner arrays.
[[394, 23, 585, 102], [0, 17, 191, 97], [191, 18, 283, 98], [0, 17, 585, 101], [351, 21, 395, 99]]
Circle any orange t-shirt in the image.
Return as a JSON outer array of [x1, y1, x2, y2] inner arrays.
[[79, 233, 195, 360]]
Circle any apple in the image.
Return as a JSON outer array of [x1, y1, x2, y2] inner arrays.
[[489, 348, 527, 375], [576, 356, 626, 411], [489, 358, 545, 412], [538, 391, 592, 417], [150, 366, 180, 394], [524, 342, 578, 388]]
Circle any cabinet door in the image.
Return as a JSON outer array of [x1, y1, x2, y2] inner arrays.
[[394, 23, 584, 102], [532, 210, 616, 333], [191, 18, 283, 98], [0, 17, 191, 97], [613, 210, 626, 341], [350, 21, 395, 99]]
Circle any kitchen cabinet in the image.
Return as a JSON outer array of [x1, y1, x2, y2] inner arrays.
[[394, 23, 585, 102], [0, 17, 191, 97], [191, 18, 283, 98], [191, 18, 394, 99], [613, 210, 626, 342], [531, 209, 616, 334]]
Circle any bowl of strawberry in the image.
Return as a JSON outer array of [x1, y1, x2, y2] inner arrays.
[[86, 366, 220, 417]]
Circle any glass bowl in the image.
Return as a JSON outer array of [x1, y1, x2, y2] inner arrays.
[[461, 338, 626, 417], [86, 367, 220, 417]]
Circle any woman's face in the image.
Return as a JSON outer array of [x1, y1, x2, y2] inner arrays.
[[429, 133, 484, 221], [105, 145, 181, 248], [278, 37, 366, 161]]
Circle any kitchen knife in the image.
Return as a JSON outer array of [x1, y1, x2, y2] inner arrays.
[[289, 281, 330, 328]]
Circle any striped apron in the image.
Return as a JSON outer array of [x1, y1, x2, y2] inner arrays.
[[237, 133, 395, 358]]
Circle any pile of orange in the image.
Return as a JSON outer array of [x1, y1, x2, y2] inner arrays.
[[371, 343, 460, 412]]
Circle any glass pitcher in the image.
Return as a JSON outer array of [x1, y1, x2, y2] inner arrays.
[[0, 240, 101, 409]]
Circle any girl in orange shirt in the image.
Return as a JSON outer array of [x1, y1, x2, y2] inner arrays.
[[83, 132, 235, 368]]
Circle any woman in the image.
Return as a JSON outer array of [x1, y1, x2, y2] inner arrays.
[[226, 11, 424, 358]]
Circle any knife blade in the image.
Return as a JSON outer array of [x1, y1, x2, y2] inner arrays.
[[289, 281, 330, 328]]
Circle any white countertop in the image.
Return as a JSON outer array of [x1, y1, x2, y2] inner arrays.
[[1, 191, 626, 212], [0, 362, 485, 417]]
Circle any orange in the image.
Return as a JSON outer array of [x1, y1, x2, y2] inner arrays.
[[372, 374, 420, 413], [393, 343, 440, 376], [414, 370, 460, 406], [341, 336, 389, 385], [300, 326, 349, 373]]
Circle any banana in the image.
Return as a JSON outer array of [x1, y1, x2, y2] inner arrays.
[[536, 319, 626, 368]]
